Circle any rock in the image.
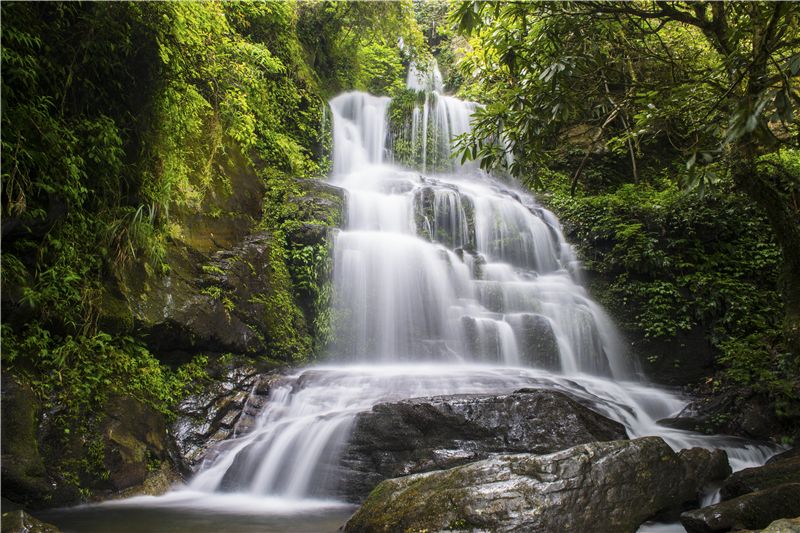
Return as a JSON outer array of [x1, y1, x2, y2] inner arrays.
[[345, 437, 729, 533], [766, 447, 800, 465], [283, 178, 347, 245], [746, 517, 800, 532], [680, 483, 800, 533], [97, 395, 174, 494], [1, 510, 60, 533], [513, 313, 561, 370], [131, 232, 286, 358], [120, 177, 345, 363], [1, 376, 50, 507], [658, 388, 786, 441], [335, 388, 627, 501], [721, 454, 800, 500], [171, 365, 278, 471]]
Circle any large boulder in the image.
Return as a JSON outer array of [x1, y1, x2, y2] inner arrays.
[[2, 377, 179, 508], [681, 483, 800, 533], [116, 177, 346, 363], [345, 436, 730, 533], [128, 232, 291, 358], [335, 389, 627, 502]]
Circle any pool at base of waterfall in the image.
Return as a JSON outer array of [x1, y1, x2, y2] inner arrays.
[[38, 493, 355, 533]]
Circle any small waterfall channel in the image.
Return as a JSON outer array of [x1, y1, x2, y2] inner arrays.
[[53, 66, 781, 531]]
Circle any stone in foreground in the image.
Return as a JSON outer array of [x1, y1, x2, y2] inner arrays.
[[344, 436, 729, 533], [336, 388, 627, 501]]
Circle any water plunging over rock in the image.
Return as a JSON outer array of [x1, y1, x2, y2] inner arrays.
[[169, 68, 781, 528]]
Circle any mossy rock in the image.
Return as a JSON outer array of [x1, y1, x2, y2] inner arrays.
[[0, 375, 50, 507]]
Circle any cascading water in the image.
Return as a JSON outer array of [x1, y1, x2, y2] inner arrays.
[[90, 66, 777, 533]]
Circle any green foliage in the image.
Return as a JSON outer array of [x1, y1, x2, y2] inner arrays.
[[297, 0, 426, 97], [288, 242, 336, 353], [544, 169, 795, 405]]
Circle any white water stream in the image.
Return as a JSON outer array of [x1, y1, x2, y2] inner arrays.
[[87, 67, 780, 531]]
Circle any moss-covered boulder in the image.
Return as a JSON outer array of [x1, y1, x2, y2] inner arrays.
[[743, 517, 800, 532], [96, 395, 178, 496], [2, 372, 179, 508], [1, 376, 50, 507], [344, 437, 730, 533], [336, 388, 627, 502]]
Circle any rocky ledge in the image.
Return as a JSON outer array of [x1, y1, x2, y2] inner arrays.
[[335, 388, 628, 501], [344, 436, 730, 533]]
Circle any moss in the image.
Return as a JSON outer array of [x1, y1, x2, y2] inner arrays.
[[349, 468, 485, 532]]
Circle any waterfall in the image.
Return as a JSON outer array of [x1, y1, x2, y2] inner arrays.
[[182, 67, 779, 506]]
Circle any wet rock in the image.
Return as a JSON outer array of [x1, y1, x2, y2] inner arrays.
[[657, 387, 785, 441], [131, 232, 285, 358], [514, 313, 561, 370], [171, 366, 277, 471], [681, 483, 800, 533], [766, 447, 800, 465], [123, 178, 345, 362], [345, 437, 729, 533], [336, 388, 627, 501], [1, 510, 60, 533], [0, 376, 50, 507], [98, 395, 174, 494], [721, 453, 800, 500]]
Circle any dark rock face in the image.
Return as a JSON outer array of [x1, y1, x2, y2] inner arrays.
[[680, 451, 800, 533], [98, 395, 175, 494], [123, 178, 346, 362], [2, 376, 178, 508], [335, 389, 628, 502], [171, 365, 277, 472], [721, 454, 800, 500], [658, 388, 786, 441], [681, 483, 800, 533], [345, 437, 730, 533], [1, 376, 50, 507], [131, 232, 286, 358]]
